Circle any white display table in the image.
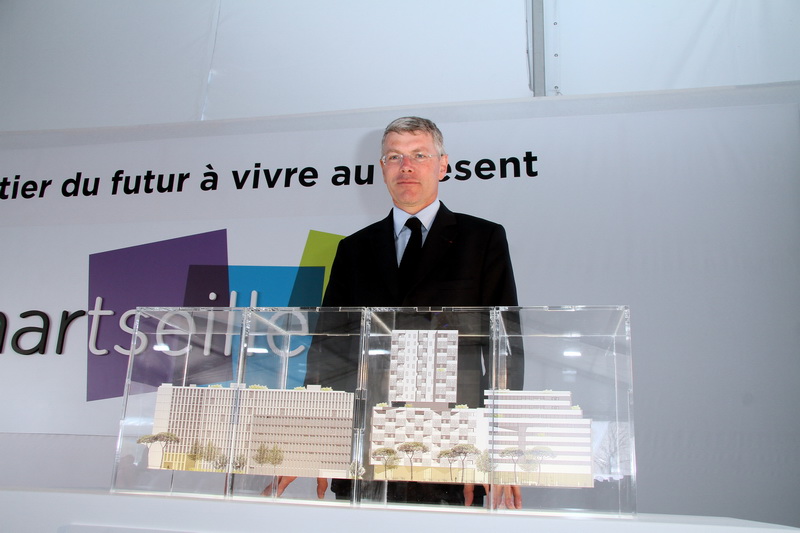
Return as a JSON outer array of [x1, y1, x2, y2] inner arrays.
[[1, 489, 796, 533]]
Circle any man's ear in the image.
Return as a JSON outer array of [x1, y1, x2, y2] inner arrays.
[[438, 154, 449, 181]]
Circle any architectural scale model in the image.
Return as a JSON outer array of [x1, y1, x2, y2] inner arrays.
[[149, 383, 354, 478], [142, 329, 593, 487], [369, 330, 593, 487]]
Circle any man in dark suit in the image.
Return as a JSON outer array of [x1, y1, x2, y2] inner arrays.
[[321, 121, 517, 310], [306, 115, 520, 392], [304, 117, 522, 507], [269, 117, 522, 507]]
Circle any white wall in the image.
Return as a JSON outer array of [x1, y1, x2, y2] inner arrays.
[[0, 0, 531, 131], [543, 0, 800, 95], [2, 1, 798, 132]]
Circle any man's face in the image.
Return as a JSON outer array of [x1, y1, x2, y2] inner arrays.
[[381, 131, 449, 215]]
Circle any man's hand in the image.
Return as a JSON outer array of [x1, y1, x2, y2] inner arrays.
[[261, 475, 298, 497], [463, 483, 523, 509], [490, 484, 522, 509]]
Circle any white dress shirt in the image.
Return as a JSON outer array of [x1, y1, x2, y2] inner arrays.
[[392, 199, 440, 265]]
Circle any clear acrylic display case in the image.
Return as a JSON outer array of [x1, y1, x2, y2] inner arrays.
[[493, 306, 635, 515], [112, 306, 364, 502], [113, 306, 635, 517]]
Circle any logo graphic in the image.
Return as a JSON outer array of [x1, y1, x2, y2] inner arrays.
[[86, 229, 342, 401]]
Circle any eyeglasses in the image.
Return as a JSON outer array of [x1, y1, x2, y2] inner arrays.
[[380, 152, 440, 166]]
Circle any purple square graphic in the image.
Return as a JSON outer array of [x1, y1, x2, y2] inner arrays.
[[87, 230, 228, 401]]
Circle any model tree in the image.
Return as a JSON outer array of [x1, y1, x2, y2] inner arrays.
[[209, 451, 246, 472], [437, 448, 458, 481], [372, 447, 400, 480], [520, 446, 555, 486], [213, 453, 229, 471], [137, 432, 180, 468], [232, 453, 247, 472], [200, 441, 220, 471], [451, 443, 479, 482], [252, 443, 270, 469], [159, 432, 180, 469], [136, 434, 157, 449], [136, 434, 157, 469], [253, 443, 284, 478], [186, 440, 204, 469], [397, 441, 429, 481], [593, 422, 631, 478], [267, 444, 283, 475], [475, 449, 495, 483], [500, 447, 525, 484]]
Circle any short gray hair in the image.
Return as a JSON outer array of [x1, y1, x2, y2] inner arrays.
[[382, 116, 446, 156]]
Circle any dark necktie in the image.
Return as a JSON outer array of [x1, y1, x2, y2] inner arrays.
[[398, 217, 422, 293]]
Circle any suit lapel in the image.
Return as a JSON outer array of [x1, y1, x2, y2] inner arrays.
[[413, 203, 457, 289], [370, 212, 403, 300]]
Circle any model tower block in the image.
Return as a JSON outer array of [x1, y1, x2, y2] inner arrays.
[[370, 329, 485, 482], [389, 329, 458, 404]]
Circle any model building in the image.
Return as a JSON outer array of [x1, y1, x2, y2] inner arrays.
[[143, 329, 593, 487]]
